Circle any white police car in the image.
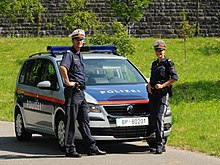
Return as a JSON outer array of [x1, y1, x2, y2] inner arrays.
[[14, 45, 172, 149]]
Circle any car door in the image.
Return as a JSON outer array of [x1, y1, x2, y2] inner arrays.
[[36, 59, 60, 134], [20, 59, 45, 129], [20, 58, 59, 133]]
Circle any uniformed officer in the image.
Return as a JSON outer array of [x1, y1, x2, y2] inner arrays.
[[147, 40, 178, 154], [59, 29, 106, 157]]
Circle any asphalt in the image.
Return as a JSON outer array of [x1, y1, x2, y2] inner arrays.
[[0, 121, 219, 165]]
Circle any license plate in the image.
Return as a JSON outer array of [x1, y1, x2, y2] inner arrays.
[[116, 117, 148, 127]]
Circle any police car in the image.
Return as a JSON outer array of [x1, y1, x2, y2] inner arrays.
[[14, 45, 172, 149]]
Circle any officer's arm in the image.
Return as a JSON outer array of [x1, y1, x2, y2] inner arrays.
[[59, 65, 76, 87], [155, 79, 176, 89], [162, 79, 176, 88], [147, 83, 153, 94]]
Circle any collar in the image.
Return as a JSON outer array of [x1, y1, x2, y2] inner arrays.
[[70, 46, 80, 55], [157, 57, 167, 63]]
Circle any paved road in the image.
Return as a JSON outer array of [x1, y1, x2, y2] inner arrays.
[[0, 121, 219, 165]]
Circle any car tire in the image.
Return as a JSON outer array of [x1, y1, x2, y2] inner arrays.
[[15, 109, 32, 141], [55, 114, 66, 151]]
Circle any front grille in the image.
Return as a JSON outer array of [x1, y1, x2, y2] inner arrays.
[[91, 126, 149, 138], [113, 126, 148, 138], [103, 103, 149, 116]]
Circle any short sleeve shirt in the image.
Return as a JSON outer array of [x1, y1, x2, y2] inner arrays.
[[150, 57, 178, 87], [60, 46, 85, 85]]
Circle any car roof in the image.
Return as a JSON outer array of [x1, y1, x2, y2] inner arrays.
[[83, 53, 126, 60], [28, 52, 127, 62], [28, 45, 127, 62]]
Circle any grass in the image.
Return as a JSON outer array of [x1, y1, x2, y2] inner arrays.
[[0, 37, 219, 157]]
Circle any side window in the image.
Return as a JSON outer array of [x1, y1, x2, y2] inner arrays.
[[42, 61, 59, 90], [27, 59, 44, 87], [19, 60, 34, 85]]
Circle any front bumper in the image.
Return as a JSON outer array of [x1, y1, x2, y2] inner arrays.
[[88, 113, 172, 141]]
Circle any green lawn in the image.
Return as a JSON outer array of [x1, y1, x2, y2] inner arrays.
[[0, 37, 219, 157]]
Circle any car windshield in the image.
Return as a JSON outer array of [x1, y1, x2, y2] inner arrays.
[[84, 59, 146, 85]]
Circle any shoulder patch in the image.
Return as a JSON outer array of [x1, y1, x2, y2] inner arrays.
[[167, 59, 174, 65]]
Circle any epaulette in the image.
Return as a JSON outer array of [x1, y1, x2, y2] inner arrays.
[[166, 59, 174, 67], [67, 50, 71, 53]]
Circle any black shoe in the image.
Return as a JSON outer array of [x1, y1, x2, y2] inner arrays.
[[66, 151, 82, 158], [155, 146, 166, 154], [87, 149, 106, 156], [149, 148, 156, 153], [155, 148, 163, 154], [162, 146, 166, 152]]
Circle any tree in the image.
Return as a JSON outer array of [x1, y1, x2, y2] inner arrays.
[[109, 0, 151, 36], [90, 21, 135, 57], [195, 0, 200, 36], [0, 0, 46, 37], [178, 10, 196, 61], [0, 0, 22, 19], [62, 0, 101, 32]]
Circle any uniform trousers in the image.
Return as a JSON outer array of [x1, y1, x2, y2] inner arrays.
[[149, 93, 169, 149], [64, 87, 97, 153]]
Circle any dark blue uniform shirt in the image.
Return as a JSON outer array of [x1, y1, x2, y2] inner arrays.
[[150, 57, 178, 88], [60, 46, 85, 85]]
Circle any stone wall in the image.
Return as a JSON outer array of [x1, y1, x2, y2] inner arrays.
[[0, 0, 219, 37]]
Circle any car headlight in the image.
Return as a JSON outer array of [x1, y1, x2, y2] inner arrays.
[[88, 103, 103, 113]]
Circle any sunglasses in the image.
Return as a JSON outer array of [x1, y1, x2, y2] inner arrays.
[[155, 48, 165, 52], [72, 38, 84, 41]]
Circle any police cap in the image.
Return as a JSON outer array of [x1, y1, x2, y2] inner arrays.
[[69, 29, 85, 39], [153, 40, 166, 51]]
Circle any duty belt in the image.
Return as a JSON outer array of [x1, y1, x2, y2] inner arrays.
[[64, 83, 86, 91], [152, 87, 169, 95], [75, 82, 86, 90]]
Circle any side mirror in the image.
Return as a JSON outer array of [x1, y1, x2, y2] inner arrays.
[[37, 81, 51, 89]]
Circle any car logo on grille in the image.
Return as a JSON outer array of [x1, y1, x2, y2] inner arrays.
[[127, 105, 134, 115]]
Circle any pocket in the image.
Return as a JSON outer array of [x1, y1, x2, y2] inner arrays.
[[154, 65, 166, 80], [71, 91, 84, 104], [74, 60, 84, 73], [64, 86, 73, 98], [158, 65, 166, 78]]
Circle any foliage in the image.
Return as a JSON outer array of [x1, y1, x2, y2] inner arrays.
[[0, 0, 46, 22], [177, 9, 196, 61], [0, 0, 46, 36], [195, 0, 200, 36], [62, 0, 101, 32], [0, 0, 21, 19], [108, 0, 151, 35], [89, 21, 135, 56]]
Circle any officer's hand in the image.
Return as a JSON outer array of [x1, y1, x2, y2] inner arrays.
[[67, 81, 77, 87], [147, 84, 153, 94], [155, 84, 164, 89]]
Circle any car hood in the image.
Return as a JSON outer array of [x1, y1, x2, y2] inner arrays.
[[85, 84, 149, 105]]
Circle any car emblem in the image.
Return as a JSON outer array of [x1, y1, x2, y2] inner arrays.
[[127, 105, 134, 115]]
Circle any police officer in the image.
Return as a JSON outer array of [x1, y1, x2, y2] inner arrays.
[[59, 29, 106, 157], [147, 40, 178, 154]]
